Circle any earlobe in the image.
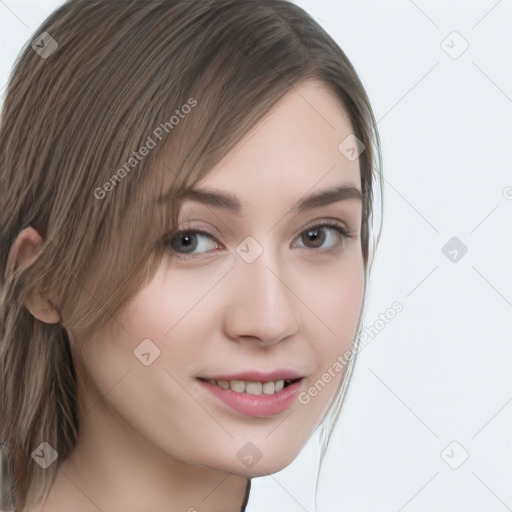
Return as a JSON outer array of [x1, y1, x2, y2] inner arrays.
[[24, 293, 61, 324], [9, 226, 61, 324]]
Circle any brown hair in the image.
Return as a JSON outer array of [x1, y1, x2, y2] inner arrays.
[[0, 1, 382, 509]]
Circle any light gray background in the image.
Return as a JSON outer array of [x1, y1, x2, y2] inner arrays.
[[1, 1, 511, 511]]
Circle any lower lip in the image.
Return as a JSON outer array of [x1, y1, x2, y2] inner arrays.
[[197, 379, 302, 417]]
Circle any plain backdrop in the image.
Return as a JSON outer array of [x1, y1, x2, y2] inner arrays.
[[1, 1, 511, 511]]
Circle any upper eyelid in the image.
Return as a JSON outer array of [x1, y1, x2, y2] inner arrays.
[[175, 219, 348, 233]]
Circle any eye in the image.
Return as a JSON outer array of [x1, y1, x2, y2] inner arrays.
[[166, 230, 219, 255], [293, 223, 350, 251]]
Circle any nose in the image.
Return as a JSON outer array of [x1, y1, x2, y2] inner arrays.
[[222, 251, 300, 346]]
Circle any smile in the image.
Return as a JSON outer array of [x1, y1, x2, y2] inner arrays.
[[197, 376, 305, 417]]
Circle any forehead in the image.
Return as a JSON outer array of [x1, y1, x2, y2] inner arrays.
[[197, 79, 360, 195]]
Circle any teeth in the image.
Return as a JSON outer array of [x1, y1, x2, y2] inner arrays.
[[230, 380, 245, 393], [262, 381, 275, 394], [207, 378, 291, 394], [245, 382, 263, 395]]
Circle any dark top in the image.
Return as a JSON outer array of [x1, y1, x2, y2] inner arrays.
[[240, 479, 251, 512]]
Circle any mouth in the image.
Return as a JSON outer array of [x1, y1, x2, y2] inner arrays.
[[196, 372, 305, 417]]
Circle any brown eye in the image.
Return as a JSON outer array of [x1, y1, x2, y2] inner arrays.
[[294, 223, 349, 251], [301, 227, 326, 248]]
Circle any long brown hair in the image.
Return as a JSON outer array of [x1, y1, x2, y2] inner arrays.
[[0, 1, 382, 509]]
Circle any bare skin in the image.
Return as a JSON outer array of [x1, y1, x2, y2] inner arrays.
[[17, 79, 364, 511]]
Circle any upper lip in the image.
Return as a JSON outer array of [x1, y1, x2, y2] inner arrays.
[[199, 369, 304, 382]]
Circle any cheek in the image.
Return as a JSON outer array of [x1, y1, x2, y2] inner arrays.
[[114, 262, 223, 361], [294, 257, 364, 411], [331, 269, 364, 338], [298, 254, 364, 345]]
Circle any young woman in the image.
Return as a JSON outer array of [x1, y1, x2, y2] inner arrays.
[[0, 1, 382, 510]]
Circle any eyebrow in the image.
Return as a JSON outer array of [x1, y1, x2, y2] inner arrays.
[[172, 184, 362, 214]]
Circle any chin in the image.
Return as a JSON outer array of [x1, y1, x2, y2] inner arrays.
[[242, 456, 300, 477], [194, 444, 302, 478], [238, 447, 303, 477]]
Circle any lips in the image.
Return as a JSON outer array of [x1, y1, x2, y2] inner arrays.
[[196, 369, 305, 417]]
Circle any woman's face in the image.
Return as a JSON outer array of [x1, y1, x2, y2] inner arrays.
[[73, 79, 364, 477]]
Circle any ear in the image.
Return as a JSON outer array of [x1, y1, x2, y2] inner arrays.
[[8, 226, 61, 324]]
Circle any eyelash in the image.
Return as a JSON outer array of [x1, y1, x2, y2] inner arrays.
[[162, 220, 352, 261]]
